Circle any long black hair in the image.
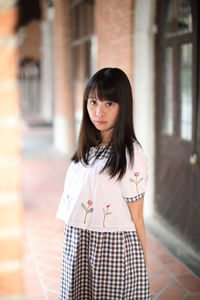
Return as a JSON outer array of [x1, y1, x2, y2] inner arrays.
[[72, 67, 141, 180]]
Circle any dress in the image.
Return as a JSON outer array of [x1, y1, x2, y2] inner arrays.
[[56, 142, 151, 299]]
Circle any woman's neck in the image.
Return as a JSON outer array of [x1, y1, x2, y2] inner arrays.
[[100, 129, 113, 146]]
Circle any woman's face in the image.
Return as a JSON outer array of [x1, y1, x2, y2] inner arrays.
[[87, 94, 119, 142]]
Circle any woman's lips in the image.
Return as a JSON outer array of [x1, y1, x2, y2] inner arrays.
[[95, 120, 107, 125]]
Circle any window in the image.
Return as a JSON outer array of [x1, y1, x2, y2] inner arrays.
[[164, 0, 192, 36], [160, 0, 194, 141], [70, 0, 94, 80]]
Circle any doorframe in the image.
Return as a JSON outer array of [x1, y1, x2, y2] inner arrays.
[[133, 0, 157, 217]]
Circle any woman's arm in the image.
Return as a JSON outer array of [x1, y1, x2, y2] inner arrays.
[[126, 197, 147, 265]]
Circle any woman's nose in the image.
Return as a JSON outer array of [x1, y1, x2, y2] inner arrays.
[[96, 104, 105, 116]]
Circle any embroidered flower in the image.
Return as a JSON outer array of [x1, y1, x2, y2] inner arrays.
[[87, 200, 93, 206], [65, 194, 72, 208], [129, 172, 144, 194], [81, 200, 94, 224], [103, 204, 112, 228]]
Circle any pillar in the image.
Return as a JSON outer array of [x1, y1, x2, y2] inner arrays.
[[40, 4, 54, 122], [53, 0, 75, 155], [0, 0, 23, 297]]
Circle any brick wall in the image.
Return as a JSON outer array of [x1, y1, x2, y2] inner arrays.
[[95, 0, 135, 83], [19, 20, 41, 60], [0, 1, 23, 296]]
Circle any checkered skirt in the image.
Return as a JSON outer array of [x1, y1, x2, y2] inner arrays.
[[60, 224, 151, 299]]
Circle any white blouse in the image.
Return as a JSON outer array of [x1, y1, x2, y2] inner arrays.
[[56, 142, 148, 232]]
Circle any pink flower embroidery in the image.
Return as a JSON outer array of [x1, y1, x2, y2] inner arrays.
[[81, 200, 94, 224], [66, 194, 73, 208], [87, 200, 93, 206], [103, 204, 112, 228], [130, 171, 144, 194]]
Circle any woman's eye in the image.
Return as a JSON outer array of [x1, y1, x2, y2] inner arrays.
[[90, 100, 96, 105], [106, 102, 113, 107]]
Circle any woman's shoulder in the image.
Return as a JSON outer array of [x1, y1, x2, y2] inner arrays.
[[128, 139, 148, 165], [131, 139, 144, 154], [132, 139, 141, 149]]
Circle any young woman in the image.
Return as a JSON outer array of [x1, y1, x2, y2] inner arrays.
[[56, 67, 151, 299]]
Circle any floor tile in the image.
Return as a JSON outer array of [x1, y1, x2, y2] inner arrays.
[[46, 290, 59, 300], [158, 252, 177, 265], [150, 272, 171, 293], [156, 280, 187, 300], [193, 292, 200, 300], [42, 268, 61, 279], [166, 261, 191, 275], [25, 281, 44, 295], [177, 274, 200, 292], [147, 256, 162, 275], [23, 271, 40, 284], [25, 296, 46, 300], [40, 275, 56, 288], [184, 295, 196, 300], [46, 279, 60, 292]]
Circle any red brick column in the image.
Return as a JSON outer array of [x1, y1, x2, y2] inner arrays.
[[53, 0, 75, 155], [0, 2, 23, 296], [95, 0, 135, 82]]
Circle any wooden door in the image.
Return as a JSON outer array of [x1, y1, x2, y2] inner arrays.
[[155, 0, 200, 251]]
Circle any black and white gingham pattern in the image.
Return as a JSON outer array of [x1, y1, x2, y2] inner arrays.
[[60, 225, 151, 299], [89, 145, 112, 161], [123, 192, 145, 202]]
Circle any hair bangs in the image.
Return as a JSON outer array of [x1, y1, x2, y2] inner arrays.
[[86, 76, 119, 104]]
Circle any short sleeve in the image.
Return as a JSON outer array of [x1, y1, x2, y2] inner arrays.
[[120, 144, 148, 202]]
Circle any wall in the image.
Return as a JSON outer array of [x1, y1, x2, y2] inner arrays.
[[18, 20, 41, 61], [95, 0, 135, 83]]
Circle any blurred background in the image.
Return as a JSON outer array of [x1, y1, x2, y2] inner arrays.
[[0, 0, 200, 298]]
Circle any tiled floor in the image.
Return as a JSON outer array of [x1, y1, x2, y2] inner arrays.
[[21, 121, 200, 300], [22, 156, 67, 299]]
